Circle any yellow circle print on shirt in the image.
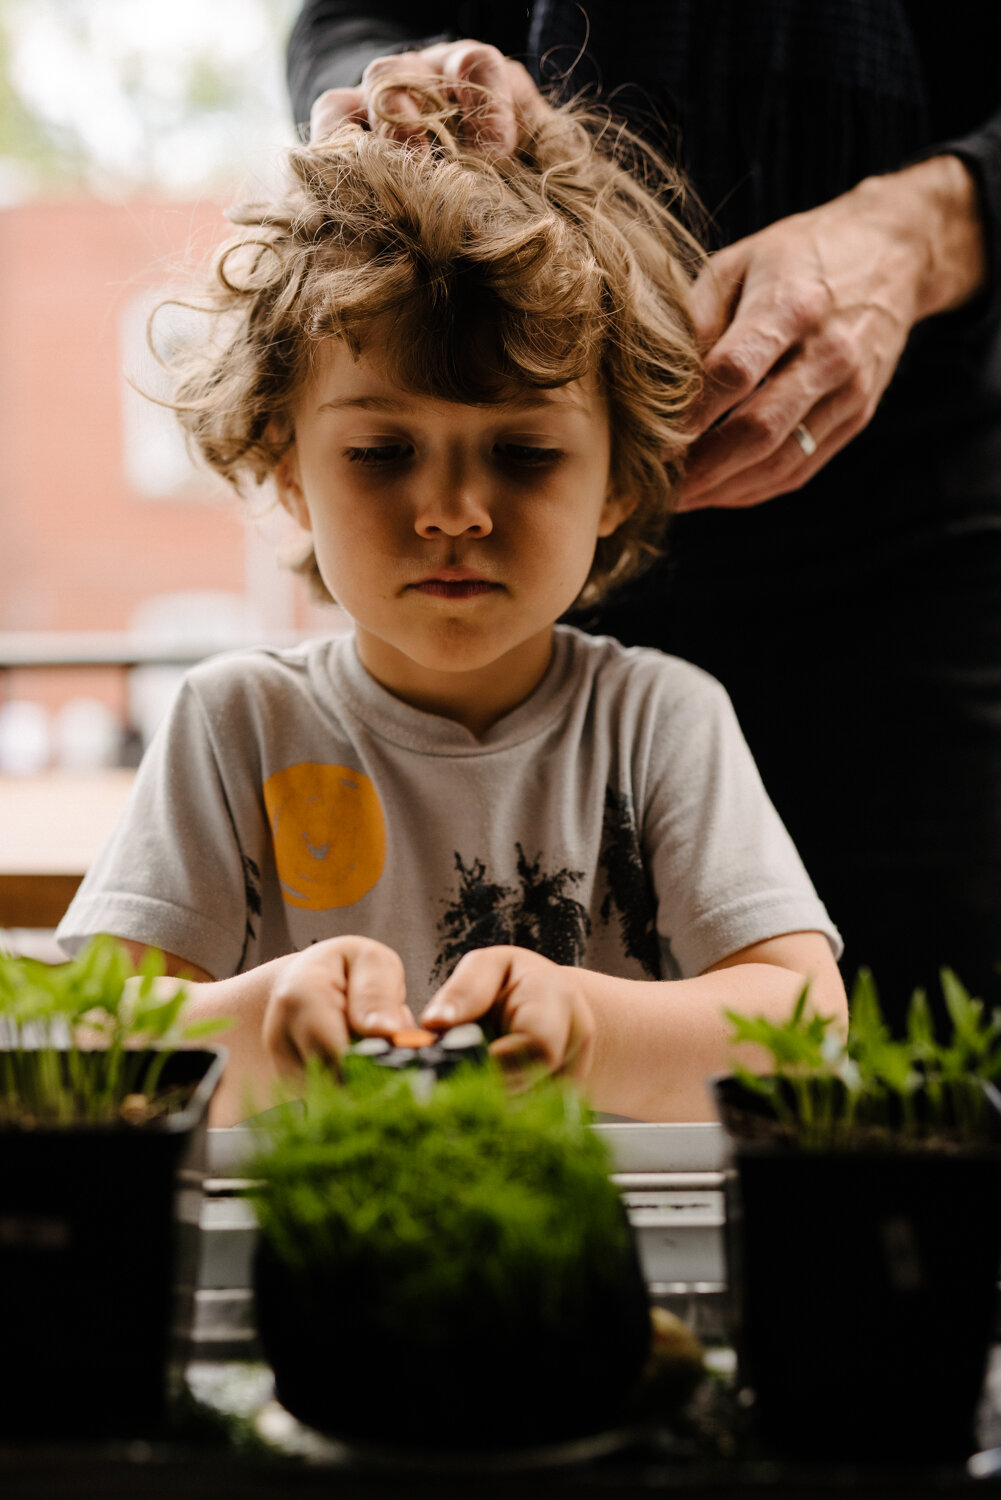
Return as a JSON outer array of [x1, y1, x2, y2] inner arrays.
[[263, 762, 386, 911]]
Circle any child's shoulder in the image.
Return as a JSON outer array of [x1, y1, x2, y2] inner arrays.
[[180, 635, 343, 717], [558, 625, 730, 710]]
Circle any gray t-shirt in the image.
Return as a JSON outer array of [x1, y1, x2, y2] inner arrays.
[[57, 627, 840, 1004]]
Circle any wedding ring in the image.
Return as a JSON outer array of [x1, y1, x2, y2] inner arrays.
[[793, 421, 817, 458]]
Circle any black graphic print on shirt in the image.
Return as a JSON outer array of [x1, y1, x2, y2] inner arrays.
[[431, 784, 662, 986], [431, 843, 591, 986], [238, 853, 263, 969], [598, 786, 662, 978]]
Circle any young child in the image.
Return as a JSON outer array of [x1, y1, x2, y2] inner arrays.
[[57, 81, 846, 1124]]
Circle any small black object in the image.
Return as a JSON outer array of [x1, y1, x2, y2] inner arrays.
[[347, 1023, 487, 1078], [415, 1044, 447, 1066], [373, 1048, 418, 1070], [349, 1036, 390, 1058]]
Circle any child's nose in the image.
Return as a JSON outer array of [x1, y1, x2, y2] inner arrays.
[[413, 466, 493, 539]]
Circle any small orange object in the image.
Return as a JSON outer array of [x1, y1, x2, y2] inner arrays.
[[391, 1027, 437, 1049]]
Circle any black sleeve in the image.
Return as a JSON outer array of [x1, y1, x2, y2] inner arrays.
[[286, 1, 464, 134]]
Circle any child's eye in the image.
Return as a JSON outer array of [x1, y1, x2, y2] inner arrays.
[[345, 445, 412, 466], [496, 444, 564, 468]]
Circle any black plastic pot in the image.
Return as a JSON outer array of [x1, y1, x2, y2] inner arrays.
[[252, 1211, 652, 1451], [0, 1046, 225, 1440], [712, 1075, 1001, 1462]]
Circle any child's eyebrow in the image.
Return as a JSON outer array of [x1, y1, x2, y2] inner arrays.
[[315, 392, 588, 416]]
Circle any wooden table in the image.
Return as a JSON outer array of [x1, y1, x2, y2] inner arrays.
[[0, 770, 136, 928]]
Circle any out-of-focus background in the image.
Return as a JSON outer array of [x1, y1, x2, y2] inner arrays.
[[0, 0, 341, 938]]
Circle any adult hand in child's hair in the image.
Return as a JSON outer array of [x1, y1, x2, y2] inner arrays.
[[261, 936, 414, 1074], [678, 154, 986, 512], [421, 946, 596, 1082], [308, 40, 549, 155]]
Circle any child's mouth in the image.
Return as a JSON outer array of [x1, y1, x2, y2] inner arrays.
[[412, 580, 500, 599]]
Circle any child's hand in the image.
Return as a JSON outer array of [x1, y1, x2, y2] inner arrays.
[[262, 937, 414, 1074], [421, 947, 595, 1081]]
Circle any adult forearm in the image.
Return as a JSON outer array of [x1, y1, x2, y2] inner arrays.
[[850, 153, 987, 323]]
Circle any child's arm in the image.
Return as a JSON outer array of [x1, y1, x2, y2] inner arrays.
[[118, 926, 843, 1124], [420, 931, 847, 1121], [117, 937, 414, 1126]]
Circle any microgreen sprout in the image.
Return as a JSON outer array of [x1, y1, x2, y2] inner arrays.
[[248, 1057, 636, 1339], [724, 968, 1001, 1150], [0, 934, 228, 1128]]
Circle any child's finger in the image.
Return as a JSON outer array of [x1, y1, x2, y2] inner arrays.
[[501, 979, 596, 1081], [342, 939, 411, 1036], [285, 1005, 352, 1070], [262, 949, 351, 1071], [421, 946, 513, 1028], [494, 991, 573, 1074]]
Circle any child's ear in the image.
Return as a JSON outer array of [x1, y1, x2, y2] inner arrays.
[[597, 489, 637, 538], [274, 443, 311, 532]]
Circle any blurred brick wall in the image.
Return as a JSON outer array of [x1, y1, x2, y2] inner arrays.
[[0, 198, 341, 727], [0, 198, 245, 638]]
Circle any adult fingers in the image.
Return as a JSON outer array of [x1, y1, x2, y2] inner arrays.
[[687, 252, 743, 362], [446, 48, 547, 153], [435, 43, 521, 153], [679, 395, 870, 512], [359, 43, 546, 155], [684, 246, 783, 437], [686, 232, 836, 439], [309, 87, 367, 144], [361, 56, 440, 146], [680, 318, 864, 503]]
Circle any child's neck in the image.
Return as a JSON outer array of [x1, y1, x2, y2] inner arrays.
[[354, 627, 555, 738]]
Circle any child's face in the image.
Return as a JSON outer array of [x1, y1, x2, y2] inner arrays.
[[276, 337, 630, 731]]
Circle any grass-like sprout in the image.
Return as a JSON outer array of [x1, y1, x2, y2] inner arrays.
[[723, 968, 1001, 1151], [0, 934, 227, 1128], [249, 1056, 635, 1335], [247, 1058, 653, 1446]]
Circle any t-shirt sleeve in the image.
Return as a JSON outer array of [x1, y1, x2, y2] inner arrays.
[[55, 677, 255, 978], [641, 667, 842, 976]]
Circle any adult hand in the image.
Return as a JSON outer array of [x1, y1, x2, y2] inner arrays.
[[421, 945, 596, 1081], [309, 39, 550, 154], [261, 935, 413, 1074], [679, 154, 986, 511]]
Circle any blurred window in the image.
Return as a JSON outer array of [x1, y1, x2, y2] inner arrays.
[[120, 293, 202, 498]]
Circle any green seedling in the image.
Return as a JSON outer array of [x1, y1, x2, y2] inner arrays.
[[725, 968, 1001, 1150], [0, 933, 228, 1128]]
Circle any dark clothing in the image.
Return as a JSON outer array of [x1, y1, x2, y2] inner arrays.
[[287, 1, 1001, 1028]]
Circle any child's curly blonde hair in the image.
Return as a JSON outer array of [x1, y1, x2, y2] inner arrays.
[[164, 81, 703, 608]]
